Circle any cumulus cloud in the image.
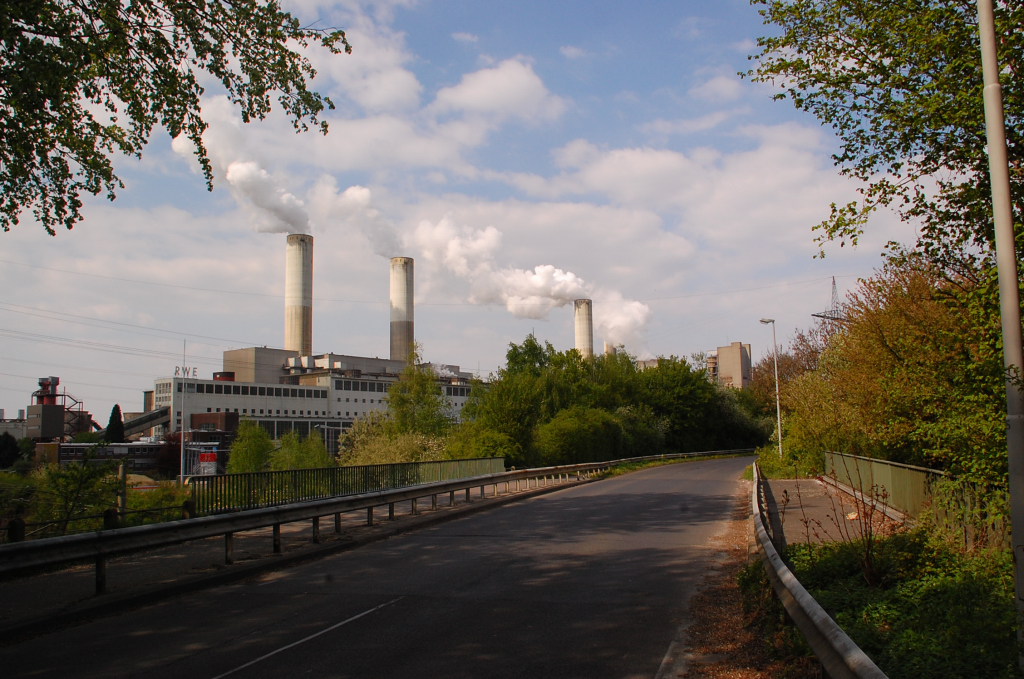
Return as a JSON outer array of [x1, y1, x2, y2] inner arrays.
[[430, 59, 567, 123], [560, 46, 587, 59], [452, 32, 478, 43], [689, 75, 745, 102]]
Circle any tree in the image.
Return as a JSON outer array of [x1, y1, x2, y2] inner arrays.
[[104, 404, 124, 443], [269, 431, 333, 470], [746, 0, 1024, 270], [386, 345, 452, 437], [0, 432, 20, 468], [226, 419, 273, 473], [2, 0, 351, 235]]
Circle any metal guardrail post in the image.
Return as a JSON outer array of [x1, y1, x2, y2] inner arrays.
[[366, 506, 374, 526], [450, 490, 455, 506], [466, 488, 471, 503], [388, 503, 395, 520], [312, 517, 320, 544], [334, 513, 341, 534], [225, 532, 233, 565], [411, 499, 418, 516], [431, 495, 437, 510], [272, 524, 281, 554]]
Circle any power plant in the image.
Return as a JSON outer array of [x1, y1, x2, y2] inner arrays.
[[573, 298, 594, 359], [389, 257, 414, 362]]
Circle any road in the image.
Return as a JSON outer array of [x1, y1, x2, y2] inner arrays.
[[1, 456, 751, 679]]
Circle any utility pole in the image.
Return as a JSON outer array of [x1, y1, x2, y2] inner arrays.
[[760, 318, 783, 458], [977, 0, 1024, 636]]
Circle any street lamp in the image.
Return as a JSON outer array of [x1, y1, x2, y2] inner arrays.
[[760, 318, 783, 459], [977, 0, 1024, 642]]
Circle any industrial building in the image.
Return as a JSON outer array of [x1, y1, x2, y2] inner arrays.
[[146, 239, 474, 454], [707, 342, 751, 389]]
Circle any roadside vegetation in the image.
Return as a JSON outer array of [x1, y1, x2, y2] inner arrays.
[[337, 341, 768, 468], [737, 0, 1024, 675]]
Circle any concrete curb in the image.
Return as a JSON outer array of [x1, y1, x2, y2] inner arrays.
[[0, 479, 586, 645]]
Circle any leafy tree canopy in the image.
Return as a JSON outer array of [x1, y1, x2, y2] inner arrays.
[[2, 0, 351, 234], [226, 419, 273, 473], [269, 430, 333, 470], [104, 403, 124, 443], [746, 0, 1024, 270]]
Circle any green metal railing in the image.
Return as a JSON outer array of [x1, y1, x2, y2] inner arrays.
[[187, 457, 506, 516], [824, 451, 944, 518]]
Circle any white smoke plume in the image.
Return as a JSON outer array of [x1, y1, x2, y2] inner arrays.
[[306, 177, 401, 257], [412, 216, 652, 350], [171, 97, 309, 233]]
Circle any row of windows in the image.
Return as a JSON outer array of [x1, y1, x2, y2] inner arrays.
[[446, 386, 470, 397], [179, 382, 327, 398], [335, 380, 389, 393]]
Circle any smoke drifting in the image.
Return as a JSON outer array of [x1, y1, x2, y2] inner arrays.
[[412, 216, 651, 349], [307, 176, 401, 257], [171, 97, 309, 234]]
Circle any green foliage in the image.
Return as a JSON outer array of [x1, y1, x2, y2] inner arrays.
[[746, 0, 1024, 268], [534, 407, 625, 466], [459, 338, 767, 468], [269, 431, 334, 470], [786, 532, 1020, 679], [73, 431, 104, 443], [0, 432, 21, 468], [2, 0, 351, 234], [777, 261, 1008, 482], [387, 345, 453, 437], [339, 412, 449, 465], [31, 455, 117, 534], [444, 421, 517, 460], [226, 419, 273, 473], [105, 404, 125, 443], [121, 483, 190, 527]]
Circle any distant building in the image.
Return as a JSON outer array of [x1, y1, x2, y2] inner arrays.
[[707, 342, 751, 389]]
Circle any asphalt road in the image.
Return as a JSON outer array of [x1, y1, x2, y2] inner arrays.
[[1, 456, 751, 679]]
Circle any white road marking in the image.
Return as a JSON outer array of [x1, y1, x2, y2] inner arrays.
[[209, 597, 404, 679]]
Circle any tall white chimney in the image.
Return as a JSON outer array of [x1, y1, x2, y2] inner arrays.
[[390, 257, 414, 361], [604, 342, 616, 356], [285, 234, 313, 356], [574, 299, 594, 359]]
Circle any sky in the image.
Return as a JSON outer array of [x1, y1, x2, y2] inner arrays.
[[0, 0, 918, 420]]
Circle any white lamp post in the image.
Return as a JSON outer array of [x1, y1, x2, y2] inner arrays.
[[977, 0, 1024, 641], [760, 318, 783, 458]]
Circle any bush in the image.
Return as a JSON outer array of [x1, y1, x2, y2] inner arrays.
[[269, 431, 334, 470], [533, 407, 624, 466]]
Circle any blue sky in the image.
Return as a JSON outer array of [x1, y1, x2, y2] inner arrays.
[[0, 0, 917, 419]]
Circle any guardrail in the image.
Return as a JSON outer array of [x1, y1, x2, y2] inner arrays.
[[188, 457, 506, 515], [824, 451, 943, 519], [0, 448, 753, 595], [752, 461, 888, 679]]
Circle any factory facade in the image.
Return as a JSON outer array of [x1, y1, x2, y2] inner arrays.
[[707, 341, 752, 389]]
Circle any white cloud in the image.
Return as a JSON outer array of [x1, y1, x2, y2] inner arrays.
[[430, 58, 567, 123], [689, 75, 744, 102], [560, 45, 587, 60], [452, 32, 478, 43], [639, 109, 747, 135]]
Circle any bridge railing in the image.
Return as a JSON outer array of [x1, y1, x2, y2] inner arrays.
[[188, 458, 506, 516]]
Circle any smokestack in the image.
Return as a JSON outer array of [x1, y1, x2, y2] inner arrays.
[[285, 234, 313, 356], [390, 257, 414, 361], [574, 299, 594, 359], [604, 342, 616, 356]]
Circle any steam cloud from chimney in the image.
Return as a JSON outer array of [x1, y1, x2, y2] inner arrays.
[[412, 216, 652, 350]]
